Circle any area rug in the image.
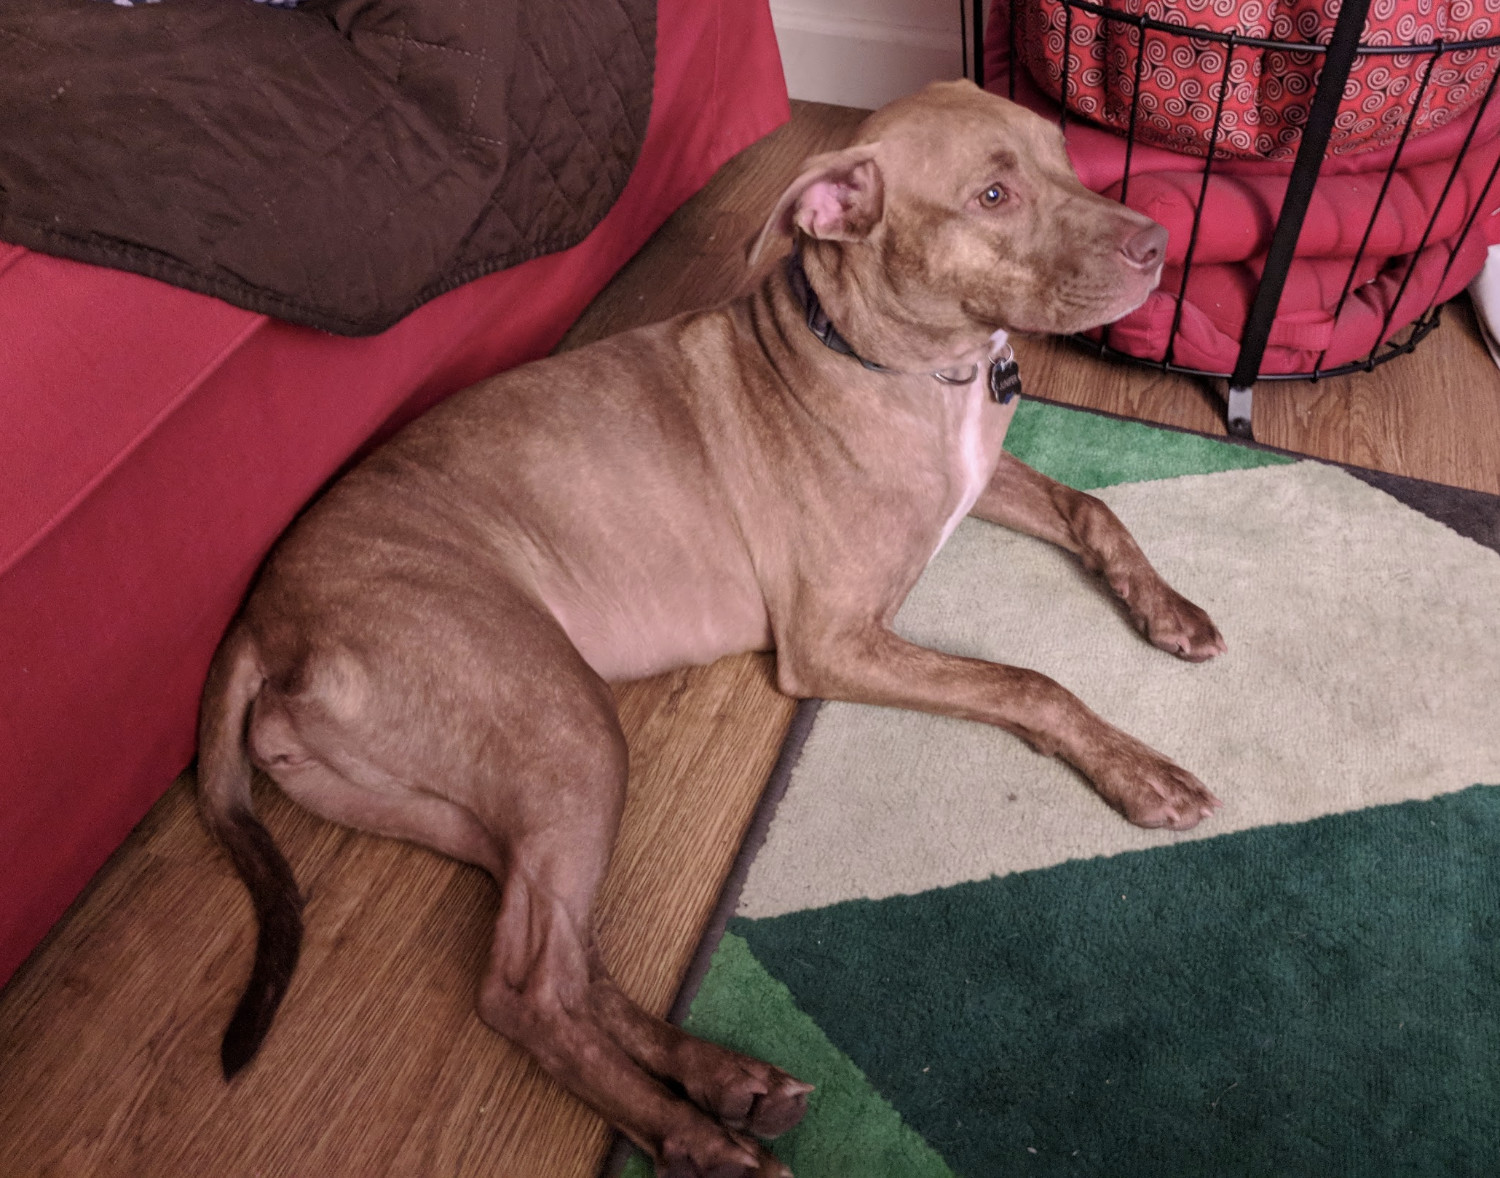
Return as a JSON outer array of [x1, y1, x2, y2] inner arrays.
[[620, 400, 1500, 1178]]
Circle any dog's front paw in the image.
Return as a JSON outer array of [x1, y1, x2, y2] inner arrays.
[[1088, 733, 1221, 831], [1127, 584, 1226, 663]]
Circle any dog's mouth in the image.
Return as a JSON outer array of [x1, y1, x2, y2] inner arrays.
[[1106, 263, 1164, 323], [1071, 246, 1168, 333], [997, 269, 1161, 337]]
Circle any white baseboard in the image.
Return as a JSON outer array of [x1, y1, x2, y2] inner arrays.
[[770, 3, 964, 110]]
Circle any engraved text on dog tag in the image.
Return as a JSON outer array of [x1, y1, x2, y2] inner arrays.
[[989, 357, 1021, 404]]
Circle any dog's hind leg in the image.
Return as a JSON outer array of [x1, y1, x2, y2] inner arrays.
[[970, 452, 1226, 661], [465, 682, 791, 1178], [260, 668, 789, 1175], [478, 836, 793, 1174], [238, 594, 791, 1175]]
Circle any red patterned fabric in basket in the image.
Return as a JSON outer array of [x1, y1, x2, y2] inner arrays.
[[1016, 0, 1500, 159], [988, 0, 1500, 373]]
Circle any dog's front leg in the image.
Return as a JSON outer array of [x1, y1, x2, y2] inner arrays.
[[778, 625, 1219, 830], [971, 453, 1226, 662]]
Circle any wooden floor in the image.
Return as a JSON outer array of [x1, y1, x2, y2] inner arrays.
[[2, 99, 1497, 1178]]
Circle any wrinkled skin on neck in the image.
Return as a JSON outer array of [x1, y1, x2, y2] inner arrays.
[[799, 82, 1163, 373]]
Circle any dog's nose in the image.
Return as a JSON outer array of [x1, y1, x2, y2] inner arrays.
[[1122, 223, 1168, 270]]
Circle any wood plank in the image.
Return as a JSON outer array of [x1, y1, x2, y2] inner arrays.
[[1019, 297, 1500, 494], [2, 97, 1498, 1178]]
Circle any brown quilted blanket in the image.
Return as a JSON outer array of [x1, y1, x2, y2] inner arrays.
[[0, 0, 655, 334]]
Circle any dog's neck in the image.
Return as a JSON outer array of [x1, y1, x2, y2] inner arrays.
[[786, 250, 1018, 403]]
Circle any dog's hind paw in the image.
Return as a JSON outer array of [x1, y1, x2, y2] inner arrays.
[[658, 1122, 791, 1178], [700, 1063, 812, 1139], [741, 1074, 813, 1139], [674, 1046, 811, 1139]]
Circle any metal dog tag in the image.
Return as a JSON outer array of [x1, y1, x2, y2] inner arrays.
[[989, 356, 1021, 404]]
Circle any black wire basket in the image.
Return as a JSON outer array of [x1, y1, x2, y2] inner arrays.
[[967, 0, 1500, 436]]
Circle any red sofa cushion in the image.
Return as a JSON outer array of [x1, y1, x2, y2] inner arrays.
[[0, 0, 789, 987]]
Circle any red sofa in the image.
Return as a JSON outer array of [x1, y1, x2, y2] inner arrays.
[[0, 0, 789, 987]]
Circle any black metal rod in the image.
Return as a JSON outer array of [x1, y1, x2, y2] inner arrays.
[[1435, 137, 1500, 297], [1314, 46, 1442, 375], [1101, 15, 1152, 357], [1054, 0, 1499, 387], [961, 0, 970, 81], [1061, 0, 1500, 55], [1229, 0, 1373, 391], [1080, 303, 1444, 382], [1007, 0, 1017, 99], [973, 0, 986, 90], [1164, 33, 1237, 369], [1372, 54, 1500, 355], [1060, 1, 1075, 135], [1115, 14, 1148, 210]]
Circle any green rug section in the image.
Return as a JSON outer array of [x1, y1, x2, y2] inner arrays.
[[731, 785, 1500, 1177], [622, 931, 956, 1178], [1003, 399, 1293, 490]]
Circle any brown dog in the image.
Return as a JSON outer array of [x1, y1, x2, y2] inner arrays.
[[197, 81, 1223, 1177]]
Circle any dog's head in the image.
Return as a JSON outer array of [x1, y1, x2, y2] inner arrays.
[[751, 81, 1166, 371]]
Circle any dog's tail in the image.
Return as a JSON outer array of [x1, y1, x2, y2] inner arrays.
[[196, 621, 304, 1081]]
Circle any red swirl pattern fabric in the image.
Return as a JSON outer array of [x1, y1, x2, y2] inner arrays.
[[1015, 0, 1500, 159], [986, 0, 1500, 374]]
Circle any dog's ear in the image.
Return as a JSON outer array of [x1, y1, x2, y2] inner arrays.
[[746, 143, 885, 268]]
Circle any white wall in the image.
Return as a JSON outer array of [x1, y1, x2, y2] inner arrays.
[[771, 0, 966, 110]]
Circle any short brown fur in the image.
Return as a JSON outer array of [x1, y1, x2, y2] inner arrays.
[[197, 82, 1218, 1178]]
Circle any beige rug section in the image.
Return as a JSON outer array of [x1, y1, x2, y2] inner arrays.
[[738, 460, 1500, 920]]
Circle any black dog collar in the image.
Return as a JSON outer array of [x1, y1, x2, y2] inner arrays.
[[785, 252, 1020, 404]]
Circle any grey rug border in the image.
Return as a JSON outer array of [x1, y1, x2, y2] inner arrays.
[[600, 396, 1500, 1176], [664, 697, 826, 1027]]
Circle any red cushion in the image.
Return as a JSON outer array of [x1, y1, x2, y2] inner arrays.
[[1015, 0, 1500, 159], [0, 0, 789, 987], [986, 0, 1500, 372]]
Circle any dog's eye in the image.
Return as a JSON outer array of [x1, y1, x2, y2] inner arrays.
[[979, 184, 1007, 209]]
